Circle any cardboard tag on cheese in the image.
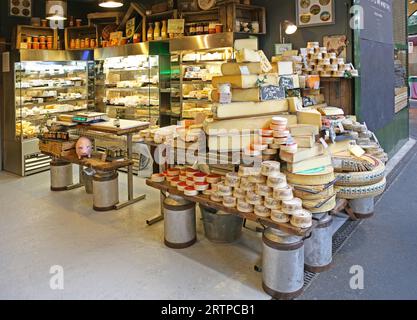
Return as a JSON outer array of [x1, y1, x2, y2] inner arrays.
[[279, 76, 295, 90], [319, 138, 329, 149], [218, 92, 232, 104], [349, 145, 366, 158], [239, 66, 250, 75]]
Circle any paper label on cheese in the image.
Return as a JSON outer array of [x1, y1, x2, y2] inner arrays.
[[239, 66, 250, 75], [319, 138, 329, 149]]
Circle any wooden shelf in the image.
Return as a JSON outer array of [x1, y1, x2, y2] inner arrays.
[[146, 180, 314, 236]]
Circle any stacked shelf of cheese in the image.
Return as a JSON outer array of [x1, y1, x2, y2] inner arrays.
[[300, 42, 358, 78], [205, 48, 302, 157], [280, 123, 337, 214]]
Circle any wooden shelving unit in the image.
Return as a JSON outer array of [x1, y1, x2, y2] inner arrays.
[[14, 25, 58, 50], [64, 25, 98, 50]]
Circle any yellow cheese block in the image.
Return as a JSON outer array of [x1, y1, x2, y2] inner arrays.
[[221, 63, 263, 76], [212, 74, 279, 89], [204, 114, 297, 133], [288, 97, 303, 113], [236, 48, 261, 63], [327, 140, 353, 154], [208, 132, 257, 152], [297, 109, 322, 130], [280, 144, 324, 163], [213, 100, 289, 119], [293, 135, 315, 148], [286, 154, 332, 173], [289, 124, 319, 136], [277, 61, 294, 75], [211, 88, 260, 102], [285, 166, 335, 186]]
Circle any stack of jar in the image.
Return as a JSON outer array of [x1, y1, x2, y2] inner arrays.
[[69, 37, 97, 50], [26, 35, 54, 50], [187, 22, 223, 36]]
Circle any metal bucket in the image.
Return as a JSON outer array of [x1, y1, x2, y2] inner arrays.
[[164, 195, 196, 249], [305, 213, 333, 273], [81, 168, 94, 194], [262, 228, 304, 300], [349, 197, 374, 219], [93, 171, 119, 211], [50, 160, 73, 191], [200, 205, 243, 243]]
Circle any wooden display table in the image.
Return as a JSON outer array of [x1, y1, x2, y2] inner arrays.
[[146, 180, 314, 237], [75, 119, 149, 209]]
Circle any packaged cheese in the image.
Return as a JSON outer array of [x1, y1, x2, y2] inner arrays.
[[276, 61, 294, 75]]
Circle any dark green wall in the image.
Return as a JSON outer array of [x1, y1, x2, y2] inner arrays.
[[252, 0, 353, 61]]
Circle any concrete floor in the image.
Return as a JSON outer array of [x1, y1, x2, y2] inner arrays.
[[0, 169, 269, 300]]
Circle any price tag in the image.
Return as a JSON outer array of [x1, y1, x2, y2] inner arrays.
[[338, 122, 345, 133], [239, 66, 250, 75], [319, 138, 329, 149]]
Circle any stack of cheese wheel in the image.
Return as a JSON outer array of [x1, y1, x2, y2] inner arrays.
[[260, 128, 277, 160], [285, 166, 337, 214], [270, 116, 298, 154]]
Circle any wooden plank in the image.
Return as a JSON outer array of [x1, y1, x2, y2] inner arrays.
[[77, 119, 149, 136], [146, 180, 313, 236], [42, 150, 132, 171]]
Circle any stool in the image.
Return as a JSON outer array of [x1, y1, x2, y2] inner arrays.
[[93, 171, 119, 211], [50, 160, 73, 191]]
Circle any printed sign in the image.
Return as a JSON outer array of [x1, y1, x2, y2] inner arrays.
[[168, 19, 185, 34], [279, 76, 295, 90], [126, 17, 135, 38]]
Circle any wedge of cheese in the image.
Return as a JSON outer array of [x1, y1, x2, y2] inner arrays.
[[204, 114, 297, 134], [286, 154, 332, 173], [280, 144, 324, 163], [297, 109, 322, 130], [221, 63, 263, 76], [212, 88, 260, 102], [258, 50, 273, 73], [288, 97, 303, 113], [213, 100, 289, 119], [236, 48, 261, 63], [277, 61, 294, 75], [327, 139, 353, 154], [289, 124, 319, 136], [212, 73, 279, 89], [293, 135, 315, 148]]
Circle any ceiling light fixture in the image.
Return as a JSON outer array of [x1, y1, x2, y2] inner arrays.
[[99, 0, 124, 8]]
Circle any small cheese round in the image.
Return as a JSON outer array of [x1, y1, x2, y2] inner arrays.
[[194, 182, 209, 191], [193, 172, 207, 183], [282, 198, 303, 214], [210, 192, 223, 202], [233, 188, 246, 200], [280, 143, 298, 154], [267, 173, 287, 188], [273, 129, 290, 138], [246, 191, 263, 205], [217, 183, 232, 196], [256, 184, 273, 197], [273, 185, 293, 201], [186, 168, 199, 178], [254, 205, 271, 218], [248, 175, 266, 184], [167, 167, 180, 177], [184, 187, 198, 196], [264, 197, 281, 210], [271, 116, 288, 126], [261, 161, 281, 177], [223, 196, 237, 208], [151, 173, 165, 183], [206, 174, 221, 184], [170, 177, 180, 187], [271, 209, 290, 223], [179, 174, 187, 182], [186, 177, 195, 186], [240, 181, 256, 192], [261, 136, 274, 145], [290, 209, 313, 228], [261, 129, 273, 137], [237, 200, 254, 213], [177, 182, 187, 192]]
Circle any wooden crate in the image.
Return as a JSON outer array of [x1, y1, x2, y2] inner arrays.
[[320, 77, 353, 115], [39, 140, 76, 158], [14, 25, 58, 50], [226, 2, 266, 34], [64, 25, 98, 50]]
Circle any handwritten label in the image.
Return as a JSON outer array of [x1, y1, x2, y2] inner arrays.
[[260, 85, 285, 101], [320, 138, 329, 149], [279, 76, 294, 90]]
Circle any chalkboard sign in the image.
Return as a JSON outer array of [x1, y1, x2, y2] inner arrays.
[[279, 76, 295, 90], [260, 85, 286, 101], [286, 89, 302, 98]]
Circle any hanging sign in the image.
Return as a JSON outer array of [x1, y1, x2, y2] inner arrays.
[[126, 17, 135, 39]]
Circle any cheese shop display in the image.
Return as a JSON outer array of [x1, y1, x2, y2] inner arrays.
[[170, 48, 234, 120], [101, 55, 160, 122]]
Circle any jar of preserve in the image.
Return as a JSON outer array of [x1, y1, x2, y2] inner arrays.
[[39, 35, 46, 43], [90, 38, 96, 48], [47, 42, 53, 49], [80, 39, 85, 48], [216, 24, 223, 33], [75, 38, 81, 49], [32, 42, 39, 49], [70, 38, 75, 49], [85, 38, 90, 48]]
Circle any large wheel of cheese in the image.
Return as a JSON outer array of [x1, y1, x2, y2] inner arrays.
[[293, 185, 335, 200], [335, 156, 385, 187], [335, 178, 386, 200], [302, 195, 337, 213], [285, 166, 335, 186]]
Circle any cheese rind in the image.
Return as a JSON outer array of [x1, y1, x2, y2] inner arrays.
[[213, 100, 289, 119], [280, 144, 324, 163], [287, 154, 332, 173], [297, 109, 322, 129], [204, 114, 297, 134], [212, 74, 279, 89], [221, 63, 263, 76], [212, 88, 260, 102]]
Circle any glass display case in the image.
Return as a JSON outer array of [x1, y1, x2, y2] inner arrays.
[[3, 49, 94, 176], [170, 47, 234, 120], [94, 43, 171, 125]]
